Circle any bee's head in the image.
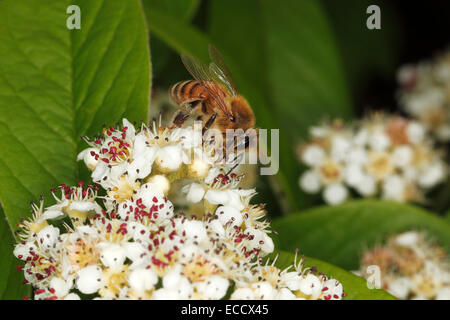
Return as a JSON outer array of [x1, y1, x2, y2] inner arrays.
[[230, 97, 255, 130]]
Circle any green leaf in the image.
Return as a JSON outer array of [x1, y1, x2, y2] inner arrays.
[[445, 210, 450, 223], [272, 200, 450, 270], [0, 206, 30, 300], [0, 0, 150, 299], [272, 251, 396, 300]]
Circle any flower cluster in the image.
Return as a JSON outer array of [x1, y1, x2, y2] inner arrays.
[[13, 118, 344, 300], [397, 49, 450, 142], [359, 231, 450, 300], [297, 114, 447, 205]]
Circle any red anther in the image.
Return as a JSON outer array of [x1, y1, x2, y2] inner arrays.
[[78, 181, 84, 187], [23, 296, 30, 300]]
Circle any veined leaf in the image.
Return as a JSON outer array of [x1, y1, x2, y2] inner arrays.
[[0, 0, 151, 299], [273, 200, 450, 270], [273, 251, 396, 300]]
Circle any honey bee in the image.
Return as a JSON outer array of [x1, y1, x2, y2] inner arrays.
[[170, 45, 256, 153]]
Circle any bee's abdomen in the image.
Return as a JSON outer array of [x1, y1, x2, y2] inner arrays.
[[170, 80, 205, 105]]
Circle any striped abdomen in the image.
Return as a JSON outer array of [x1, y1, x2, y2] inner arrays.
[[169, 80, 207, 106]]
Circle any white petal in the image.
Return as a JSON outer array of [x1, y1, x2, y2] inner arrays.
[[13, 242, 37, 260], [323, 183, 348, 205], [299, 170, 321, 193], [231, 287, 254, 300], [37, 225, 60, 250], [418, 162, 446, 188], [299, 274, 322, 297], [77, 148, 99, 171], [76, 265, 103, 294], [216, 205, 243, 227], [196, 276, 229, 299], [64, 293, 81, 300], [355, 175, 377, 196], [156, 145, 183, 171], [163, 266, 182, 290], [147, 175, 170, 195], [205, 189, 230, 205], [391, 146, 413, 167], [50, 277, 71, 297], [251, 281, 276, 300], [406, 121, 426, 144], [122, 118, 136, 137], [129, 268, 158, 293], [301, 145, 326, 166], [183, 220, 207, 243], [395, 232, 419, 248], [185, 183, 205, 203], [276, 287, 296, 300], [98, 243, 126, 269]]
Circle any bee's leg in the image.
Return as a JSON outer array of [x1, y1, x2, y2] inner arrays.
[[173, 111, 190, 127], [204, 113, 217, 129], [202, 113, 217, 136]]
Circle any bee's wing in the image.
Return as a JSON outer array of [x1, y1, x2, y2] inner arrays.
[[181, 53, 233, 118], [208, 44, 239, 96]]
